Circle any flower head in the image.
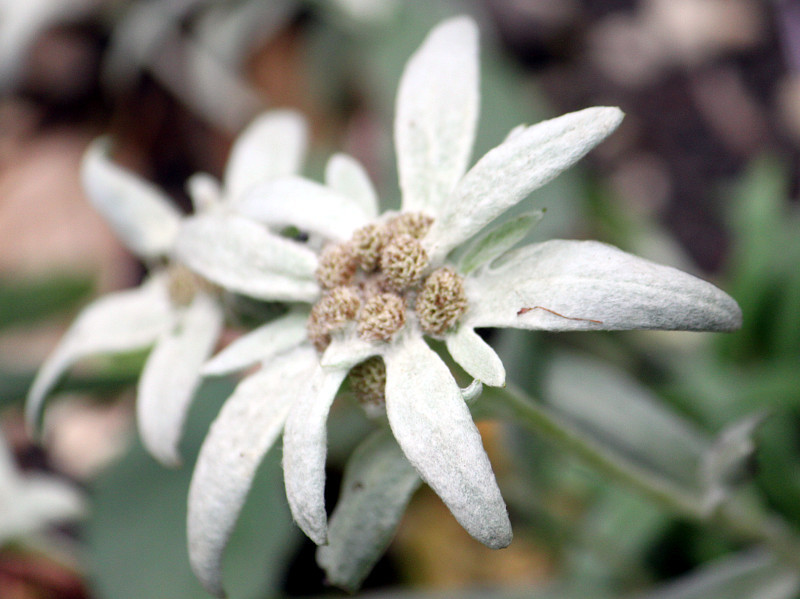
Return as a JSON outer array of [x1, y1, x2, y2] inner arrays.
[[26, 110, 310, 469], [0, 430, 85, 544], [177, 16, 741, 596]]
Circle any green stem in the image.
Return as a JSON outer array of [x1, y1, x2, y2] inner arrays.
[[479, 384, 800, 570], [712, 503, 800, 569]]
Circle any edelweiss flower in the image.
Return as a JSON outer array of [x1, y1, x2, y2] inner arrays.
[[176, 16, 741, 596], [0, 430, 85, 544], [26, 110, 309, 467]]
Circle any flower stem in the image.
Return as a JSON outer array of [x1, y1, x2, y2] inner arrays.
[[479, 384, 800, 570]]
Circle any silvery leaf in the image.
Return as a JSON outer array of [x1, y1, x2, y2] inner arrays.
[[188, 347, 318, 597], [203, 310, 308, 376], [224, 110, 308, 200], [320, 335, 379, 370], [384, 334, 511, 548], [425, 107, 624, 262], [445, 326, 505, 387], [395, 16, 479, 215], [465, 240, 742, 333], [174, 212, 319, 302], [26, 274, 173, 432], [236, 177, 370, 241], [316, 429, 420, 592], [324, 153, 379, 219], [82, 139, 183, 259], [137, 293, 224, 466], [282, 364, 349, 545]]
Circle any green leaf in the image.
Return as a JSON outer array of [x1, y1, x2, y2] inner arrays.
[[0, 369, 34, 408], [727, 156, 786, 297], [316, 428, 421, 592], [457, 210, 544, 275], [86, 379, 299, 599], [544, 352, 709, 490], [637, 550, 799, 599], [307, 585, 612, 599], [722, 155, 794, 361], [576, 485, 669, 584], [0, 273, 92, 330], [753, 417, 800, 524], [769, 231, 800, 357]]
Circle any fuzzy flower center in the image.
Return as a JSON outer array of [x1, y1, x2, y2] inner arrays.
[[307, 212, 468, 352], [348, 356, 387, 415]]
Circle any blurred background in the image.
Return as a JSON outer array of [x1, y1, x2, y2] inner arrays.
[[1, 0, 799, 597]]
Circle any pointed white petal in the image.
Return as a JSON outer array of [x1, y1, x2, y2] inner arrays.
[[320, 335, 379, 370], [138, 293, 224, 466], [174, 212, 320, 302], [445, 327, 505, 387], [324, 154, 379, 219], [384, 335, 511, 548], [187, 173, 223, 213], [202, 311, 309, 376], [26, 276, 173, 431], [395, 17, 479, 215], [465, 240, 743, 332], [236, 177, 370, 241], [188, 347, 318, 597], [224, 110, 308, 200], [82, 139, 183, 259], [425, 107, 624, 262], [282, 364, 349, 545]]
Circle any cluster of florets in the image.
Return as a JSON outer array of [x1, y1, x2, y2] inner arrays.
[[348, 356, 387, 413], [306, 212, 469, 353]]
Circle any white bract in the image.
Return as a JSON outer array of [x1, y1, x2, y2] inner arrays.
[[26, 110, 310, 468], [176, 16, 742, 597]]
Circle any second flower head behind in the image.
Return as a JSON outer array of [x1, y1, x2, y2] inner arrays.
[[175, 15, 742, 597], [25, 107, 312, 473]]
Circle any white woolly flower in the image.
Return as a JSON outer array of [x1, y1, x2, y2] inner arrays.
[[0, 430, 85, 544], [26, 110, 310, 468], [176, 17, 742, 596]]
